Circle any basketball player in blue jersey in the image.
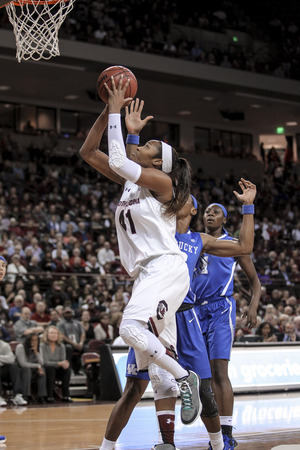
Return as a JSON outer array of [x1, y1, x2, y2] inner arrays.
[[98, 180, 256, 450], [0, 256, 7, 447], [193, 203, 261, 447]]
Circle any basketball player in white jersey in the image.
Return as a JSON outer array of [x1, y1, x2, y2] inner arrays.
[[80, 76, 201, 445]]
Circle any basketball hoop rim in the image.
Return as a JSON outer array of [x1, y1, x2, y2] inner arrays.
[[0, 0, 72, 7]]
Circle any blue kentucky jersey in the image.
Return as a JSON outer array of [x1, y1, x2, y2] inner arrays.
[[175, 230, 203, 305], [192, 233, 236, 304]]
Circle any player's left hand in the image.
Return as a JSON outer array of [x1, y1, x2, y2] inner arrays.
[[233, 178, 256, 205]]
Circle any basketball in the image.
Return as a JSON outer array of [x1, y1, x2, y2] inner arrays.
[[97, 66, 138, 104]]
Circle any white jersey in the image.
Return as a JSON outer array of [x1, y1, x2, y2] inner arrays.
[[115, 180, 185, 277]]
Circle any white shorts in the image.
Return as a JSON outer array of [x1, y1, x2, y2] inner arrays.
[[122, 253, 189, 355]]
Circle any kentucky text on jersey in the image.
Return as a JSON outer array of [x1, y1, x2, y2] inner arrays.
[[177, 241, 199, 255], [118, 198, 140, 207]]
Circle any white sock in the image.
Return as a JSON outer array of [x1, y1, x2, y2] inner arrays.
[[208, 431, 224, 450], [220, 416, 233, 427], [99, 437, 116, 450]]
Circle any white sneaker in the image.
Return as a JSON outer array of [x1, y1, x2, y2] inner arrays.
[[12, 394, 28, 406], [0, 397, 7, 407]]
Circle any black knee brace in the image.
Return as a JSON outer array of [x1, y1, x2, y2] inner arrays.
[[200, 378, 219, 418]]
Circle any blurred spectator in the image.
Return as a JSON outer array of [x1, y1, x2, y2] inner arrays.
[[97, 241, 115, 267], [48, 309, 61, 327], [57, 306, 85, 375], [294, 316, 300, 339], [0, 327, 27, 406], [279, 321, 300, 342], [41, 326, 72, 403], [31, 301, 51, 328], [13, 307, 44, 342], [255, 321, 278, 342], [8, 294, 24, 323], [6, 254, 28, 284], [15, 333, 47, 403], [80, 310, 95, 350], [94, 312, 114, 342]]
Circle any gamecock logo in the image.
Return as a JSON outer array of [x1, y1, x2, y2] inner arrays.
[[156, 300, 168, 320]]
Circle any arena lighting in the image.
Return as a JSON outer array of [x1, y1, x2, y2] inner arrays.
[[178, 110, 191, 115], [286, 121, 298, 126], [232, 36, 239, 43], [64, 95, 79, 100], [0, 85, 11, 91], [235, 91, 300, 106], [276, 127, 285, 134]]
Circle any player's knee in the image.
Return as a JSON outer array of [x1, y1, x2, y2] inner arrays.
[[123, 378, 146, 404], [149, 363, 177, 401], [120, 321, 148, 352], [200, 378, 219, 418]]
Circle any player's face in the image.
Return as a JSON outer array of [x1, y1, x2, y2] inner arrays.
[[129, 140, 162, 168], [203, 205, 225, 231], [0, 260, 7, 281]]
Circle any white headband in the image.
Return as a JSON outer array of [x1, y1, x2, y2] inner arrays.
[[161, 142, 172, 173]]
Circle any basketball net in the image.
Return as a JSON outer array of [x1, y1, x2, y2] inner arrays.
[[5, 0, 75, 62]]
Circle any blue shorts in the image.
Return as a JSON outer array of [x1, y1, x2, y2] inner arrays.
[[176, 308, 211, 379], [126, 347, 150, 380], [195, 297, 236, 361]]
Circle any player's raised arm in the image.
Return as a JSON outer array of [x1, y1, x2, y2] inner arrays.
[[79, 105, 124, 185], [202, 178, 256, 257]]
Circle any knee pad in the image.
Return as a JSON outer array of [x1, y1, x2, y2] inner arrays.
[[200, 378, 219, 418], [149, 363, 178, 401], [119, 320, 148, 352]]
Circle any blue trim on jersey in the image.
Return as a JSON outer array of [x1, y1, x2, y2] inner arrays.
[[175, 230, 203, 305], [192, 234, 236, 304]]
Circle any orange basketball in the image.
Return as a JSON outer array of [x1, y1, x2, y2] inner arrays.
[[97, 65, 138, 104]]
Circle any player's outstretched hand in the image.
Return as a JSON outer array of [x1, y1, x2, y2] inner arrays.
[[105, 75, 132, 112], [125, 98, 153, 135], [233, 178, 256, 205]]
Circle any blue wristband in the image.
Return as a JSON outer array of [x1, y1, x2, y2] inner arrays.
[[242, 204, 255, 214], [126, 134, 140, 145]]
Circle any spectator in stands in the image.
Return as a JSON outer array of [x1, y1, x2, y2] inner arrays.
[[48, 309, 61, 327], [80, 310, 95, 350], [8, 294, 24, 323], [0, 328, 27, 406], [255, 321, 278, 342], [294, 316, 300, 339], [40, 326, 72, 403], [45, 280, 68, 310], [94, 312, 114, 343], [15, 333, 47, 403], [279, 321, 300, 342], [6, 254, 28, 284], [13, 307, 44, 342], [31, 301, 51, 328], [97, 241, 115, 268], [57, 306, 85, 375]]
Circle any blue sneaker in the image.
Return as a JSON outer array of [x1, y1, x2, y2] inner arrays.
[[0, 435, 6, 443], [223, 434, 234, 450], [207, 434, 234, 450]]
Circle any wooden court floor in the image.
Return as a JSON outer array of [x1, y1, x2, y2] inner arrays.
[[1, 392, 300, 449]]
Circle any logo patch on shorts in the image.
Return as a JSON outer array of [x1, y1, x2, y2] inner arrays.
[[156, 300, 168, 320]]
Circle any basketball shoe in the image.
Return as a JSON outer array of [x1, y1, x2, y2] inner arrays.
[[177, 370, 202, 425]]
